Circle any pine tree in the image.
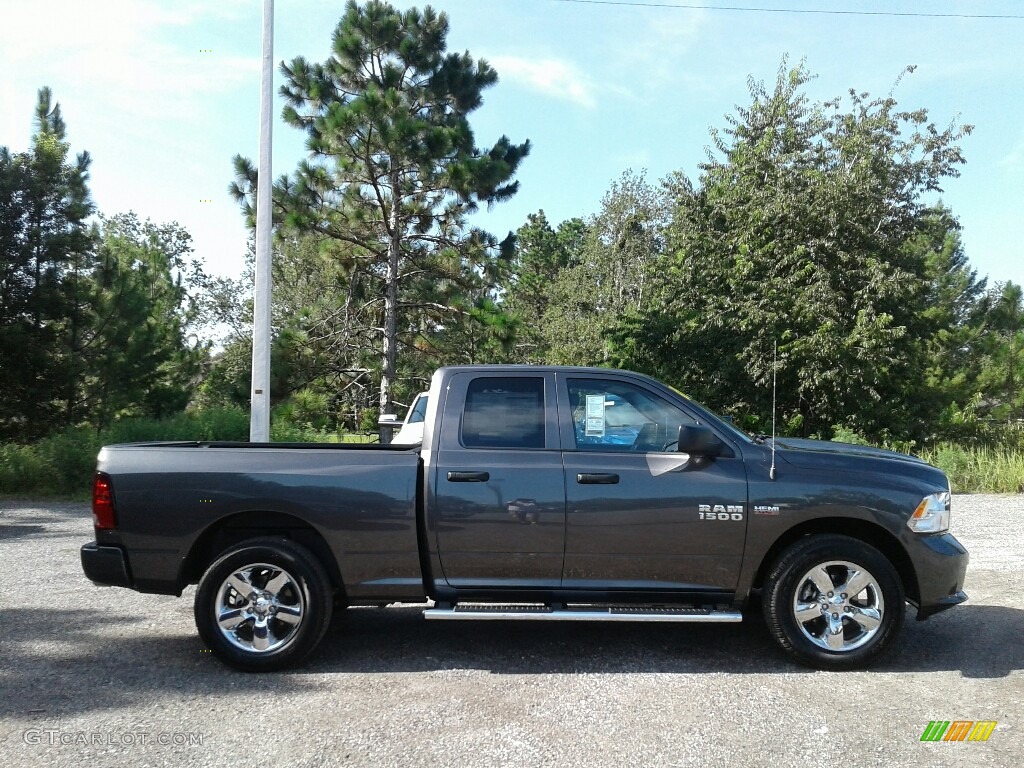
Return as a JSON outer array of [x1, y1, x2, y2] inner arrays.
[[979, 282, 1024, 424], [231, 1, 529, 414], [0, 87, 95, 437], [500, 211, 586, 363], [84, 214, 206, 427]]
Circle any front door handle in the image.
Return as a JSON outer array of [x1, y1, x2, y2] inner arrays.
[[447, 471, 490, 482], [577, 473, 619, 484]]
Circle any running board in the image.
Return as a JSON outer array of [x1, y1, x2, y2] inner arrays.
[[423, 604, 743, 623]]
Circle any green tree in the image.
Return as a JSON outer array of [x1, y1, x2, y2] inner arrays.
[[231, 0, 529, 414], [543, 170, 667, 365], [978, 281, 1024, 424], [499, 210, 586, 363], [0, 146, 35, 435], [195, 234, 389, 429], [84, 214, 208, 427], [908, 206, 989, 438], [612, 61, 974, 441], [195, 339, 253, 412], [262, 233, 384, 427], [0, 87, 95, 438]]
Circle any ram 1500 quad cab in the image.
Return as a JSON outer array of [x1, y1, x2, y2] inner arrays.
[[81, 365, 968, 671]]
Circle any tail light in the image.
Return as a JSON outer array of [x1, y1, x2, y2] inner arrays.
[[92, 473, 117, 530]]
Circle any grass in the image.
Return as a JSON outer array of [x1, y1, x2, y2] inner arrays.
[[0, 408, 377, 498], [831, 424, 1024, 494], [919, 443, 1024, 494]]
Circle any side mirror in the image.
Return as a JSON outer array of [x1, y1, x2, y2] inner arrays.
[[677, 424, 723, 458]]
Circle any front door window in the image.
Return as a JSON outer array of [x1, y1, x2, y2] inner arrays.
[[567, 378, 697, 453]]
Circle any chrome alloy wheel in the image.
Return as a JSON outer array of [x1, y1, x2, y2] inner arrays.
[[215, 562, 305, 653], [792, 560, 884, 653]]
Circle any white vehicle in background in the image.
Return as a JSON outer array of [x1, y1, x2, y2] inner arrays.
[[392, 392, 429, 444]]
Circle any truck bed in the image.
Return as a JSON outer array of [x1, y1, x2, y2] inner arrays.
[[94, 442, 424, 599]]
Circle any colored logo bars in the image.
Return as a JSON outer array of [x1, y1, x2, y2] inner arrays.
[[920, 721, 997, 742]]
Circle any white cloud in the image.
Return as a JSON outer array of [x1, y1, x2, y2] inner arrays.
[[0, 0, 262, 279], [626, 8, 712, 96], [613, 149, 652, 170], [0, 0, 258, 126], [489, 55, 597, 109], [1001, 130, 1024, 170], [3, 1, 174, 48]]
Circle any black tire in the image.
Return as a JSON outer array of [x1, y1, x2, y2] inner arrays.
[[194, 537, 333, 672], [762, 534, 905, 670]]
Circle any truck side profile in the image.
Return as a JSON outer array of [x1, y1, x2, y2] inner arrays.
[[81, 365, 968, 671]]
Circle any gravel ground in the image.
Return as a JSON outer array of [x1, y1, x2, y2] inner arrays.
[[0, 495, 1020, 768]]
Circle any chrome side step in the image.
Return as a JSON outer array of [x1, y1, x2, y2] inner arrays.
[[423, 604, 743, 623]]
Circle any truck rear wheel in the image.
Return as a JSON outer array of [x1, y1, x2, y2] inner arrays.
[[194, 537, 333, 672], [762, 534, 904, 670]]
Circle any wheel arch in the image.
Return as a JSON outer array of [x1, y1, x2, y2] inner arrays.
[[179, 511, 344, 599], [751, 518, 919, 605]]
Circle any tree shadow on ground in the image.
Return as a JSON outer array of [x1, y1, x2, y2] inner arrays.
[[0, 608, 320, 719], [0, 523, 49, 541], [305, 602, 1024, 680], [0, 600, 1017, 722]]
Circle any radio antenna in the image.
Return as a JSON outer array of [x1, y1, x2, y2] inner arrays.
[[769, 340, 777, 481]]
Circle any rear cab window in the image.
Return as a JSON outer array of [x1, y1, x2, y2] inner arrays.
[[462, 376, 546, 449]]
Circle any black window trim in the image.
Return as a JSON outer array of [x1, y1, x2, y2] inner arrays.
[[458, 374, 551, 451], [556, 372, 740, 457]]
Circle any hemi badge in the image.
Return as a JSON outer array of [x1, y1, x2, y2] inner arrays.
[[753, 505, 781, 515]]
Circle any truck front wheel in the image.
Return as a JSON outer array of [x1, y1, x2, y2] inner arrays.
[[763, 534, 905, 670], [194, 537, 333, 671]]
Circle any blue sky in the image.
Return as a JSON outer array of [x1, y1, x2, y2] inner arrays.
[[1, 0, 1021, 289]]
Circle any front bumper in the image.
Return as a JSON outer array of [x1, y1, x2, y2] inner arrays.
[[80, 542, 133, 588], [906, 532, 969, 620]]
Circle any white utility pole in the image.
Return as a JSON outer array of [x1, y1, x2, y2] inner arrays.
[[250, 0, 274, 442]]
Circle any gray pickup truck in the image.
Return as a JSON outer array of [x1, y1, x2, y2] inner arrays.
[[81, 365, 968, 672]]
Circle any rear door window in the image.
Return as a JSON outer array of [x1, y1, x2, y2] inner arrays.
[[462, 377, 546, 449]]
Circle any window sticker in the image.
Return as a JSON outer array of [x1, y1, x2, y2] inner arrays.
[[585, 394, 606, 437]]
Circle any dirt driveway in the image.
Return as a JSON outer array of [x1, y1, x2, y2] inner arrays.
[[0, 496, 1020, 767]]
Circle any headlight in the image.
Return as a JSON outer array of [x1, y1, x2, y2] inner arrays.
[[907, 491, 951, 533]]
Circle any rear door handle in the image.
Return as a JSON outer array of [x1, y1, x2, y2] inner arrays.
[[577, 473, 619, 484], [447, 471, 490, 482]]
